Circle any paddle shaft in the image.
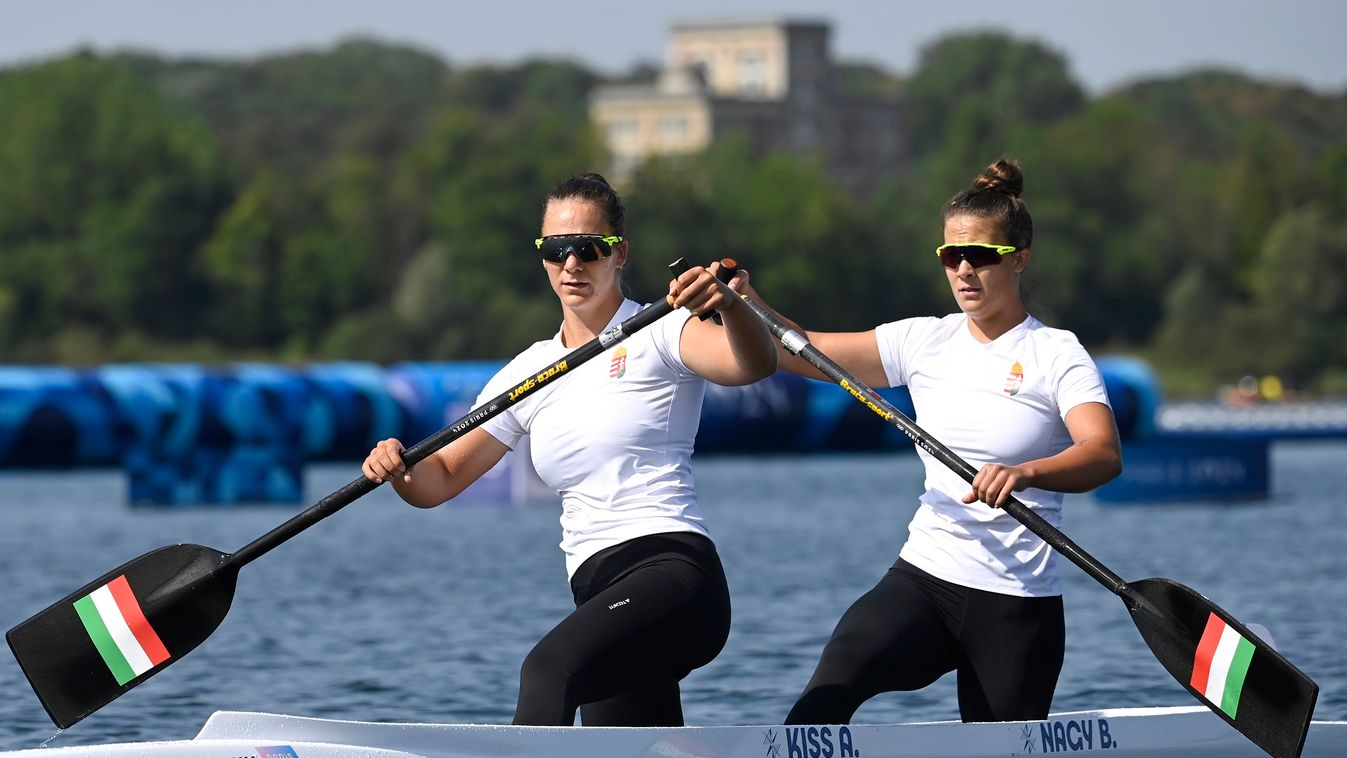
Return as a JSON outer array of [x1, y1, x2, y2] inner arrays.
[[227, 296, 677, 570], [736, 291, 1324, 758], [736, 293, 1128, 595]]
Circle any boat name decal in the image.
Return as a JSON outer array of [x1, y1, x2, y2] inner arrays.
[[1033, 717, 1117, 752], [254, 746, 300, 758], [781, 725, 857, 758]]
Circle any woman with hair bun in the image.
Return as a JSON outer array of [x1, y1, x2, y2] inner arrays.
[[362, 173, 777, 726], [737, 158, 1122, 723]]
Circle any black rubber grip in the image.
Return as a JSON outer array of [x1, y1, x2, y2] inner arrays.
[[668, 258, 738, 325]]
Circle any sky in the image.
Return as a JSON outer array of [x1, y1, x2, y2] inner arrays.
[[4, 1, 1346, 95]]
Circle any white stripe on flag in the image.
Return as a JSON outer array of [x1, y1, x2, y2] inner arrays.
[[1203, 624, 1243, 704], [89, 584, 155, 676]]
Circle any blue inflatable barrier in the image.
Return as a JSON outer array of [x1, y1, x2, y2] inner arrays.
[[0, 357, 1310, 505], [1094, 355, 1162, 441], [1087, 356, 1274, 502], [386, 361, 503, 442], [698, 375, 808, 453], [100, 365, 308, 506], [302, 362, 408, 461], [0, 367, 123, 468]]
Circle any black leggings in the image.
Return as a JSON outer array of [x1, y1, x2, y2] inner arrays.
[[786, 559, 1064, 724], [513, 531, 731, 726]]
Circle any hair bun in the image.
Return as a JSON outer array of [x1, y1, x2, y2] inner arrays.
[[971, 158, 1024, 198]]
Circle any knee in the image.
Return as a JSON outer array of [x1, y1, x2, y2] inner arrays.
[[812, 633, 879, 681], [786, 685, 861, 725], [519, 644, 575, 693]]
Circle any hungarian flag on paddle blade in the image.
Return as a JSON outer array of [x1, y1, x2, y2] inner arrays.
[[1126, 578, 1316, 758], [1191, 612, 1255, 718], [73, 575, 172, 685], [7, 544, 235, 728]]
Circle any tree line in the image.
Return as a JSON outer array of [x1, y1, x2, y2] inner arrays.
[[1, 35, 1344, 396]]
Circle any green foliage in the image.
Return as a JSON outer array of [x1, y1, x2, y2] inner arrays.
[[904, 32, 1086, 156], [623, 137, 926, 331], [1012, 97, 1172, 342], [1318, 139, 1347, 217], [832, 60, 904, 99], [443, 59, 597, 122], [317, 306, 412, 363], [1224, 126, 1310, 279], [1244, 209, 1347, 381], [0, 54, 230, 352], [398, 99, 604, 357], [1155, 209, 1347, 388], [1, 35, 1344, 395], [1121, 70, 1347, 157], [127, 39, 453, 179]]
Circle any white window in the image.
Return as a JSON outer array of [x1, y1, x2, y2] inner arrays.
[[606, 119, 639, 140], [658, 116, 689, 143], [737, 53, 765, 94]]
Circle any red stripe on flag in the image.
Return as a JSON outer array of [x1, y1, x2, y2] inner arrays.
[[107, 575, 171, 666], [1190, 612, 1224, 694]]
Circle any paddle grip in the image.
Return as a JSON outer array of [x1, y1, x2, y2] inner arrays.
[[668, 257, 740, 325]]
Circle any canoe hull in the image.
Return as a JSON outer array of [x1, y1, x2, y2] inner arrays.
[[3, 706, 1345, 757]]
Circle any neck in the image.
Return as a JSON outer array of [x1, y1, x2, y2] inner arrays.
[[560, 294, 623, 346], [966, 303, 1028, 343]]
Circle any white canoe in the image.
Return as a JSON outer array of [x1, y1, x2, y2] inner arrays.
[[4, 705, 1345, 757]]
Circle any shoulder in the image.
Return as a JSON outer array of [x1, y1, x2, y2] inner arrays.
[[507, 338, 559, 367], [1021, 319, 1106, 401], [646, 300, 694, 357], [875, 314, 950, 345], [1022, 317, 1091, 355], [488, 339, 559, 383]]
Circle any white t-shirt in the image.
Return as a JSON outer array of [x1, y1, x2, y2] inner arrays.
[[473, 299, 710, 578], [875, 313, 1110, 597]]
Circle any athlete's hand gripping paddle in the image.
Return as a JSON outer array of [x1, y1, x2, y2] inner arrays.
[[669, 257, 739, 325], [730, 260, 1318, 758], [7, 270, 691, 731]]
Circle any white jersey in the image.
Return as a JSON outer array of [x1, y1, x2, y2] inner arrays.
[[473, 299, 710, 578], [875, 313, 1110, 597]]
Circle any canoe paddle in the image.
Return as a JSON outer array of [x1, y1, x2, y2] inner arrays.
[[7, 260, 735, 731], [729, 260, 1318, 758]]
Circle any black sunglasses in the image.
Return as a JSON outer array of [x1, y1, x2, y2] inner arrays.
[[935, 243, 1019, 270], [535, 234, 623, 263]]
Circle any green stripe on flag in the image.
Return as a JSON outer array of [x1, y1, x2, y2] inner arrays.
[[1220, 635, 1256, 718], [73, 594, 136, 685]]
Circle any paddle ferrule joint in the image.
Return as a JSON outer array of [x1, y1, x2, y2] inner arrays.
[[780, 329, 808, 355], [599, 324, 625, 348]]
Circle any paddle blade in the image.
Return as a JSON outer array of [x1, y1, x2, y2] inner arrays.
[[1123, 577, 1317, 758], [6, 544, 236, 729]]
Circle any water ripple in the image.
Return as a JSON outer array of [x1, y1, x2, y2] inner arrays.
[[2, 442, 1345, 749]]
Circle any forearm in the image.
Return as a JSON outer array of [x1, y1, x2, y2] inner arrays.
[[716, 296, 780, 383], [1022, 439, 1123, 493], [388, 457, 456, 508]]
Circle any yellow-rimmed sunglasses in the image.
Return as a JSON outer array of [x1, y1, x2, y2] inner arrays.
[[535, 234, 623, 263], [935, 243, 1019, 269]]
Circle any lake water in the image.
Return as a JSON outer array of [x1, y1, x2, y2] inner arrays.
[[2, 441, 1345, 750]]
